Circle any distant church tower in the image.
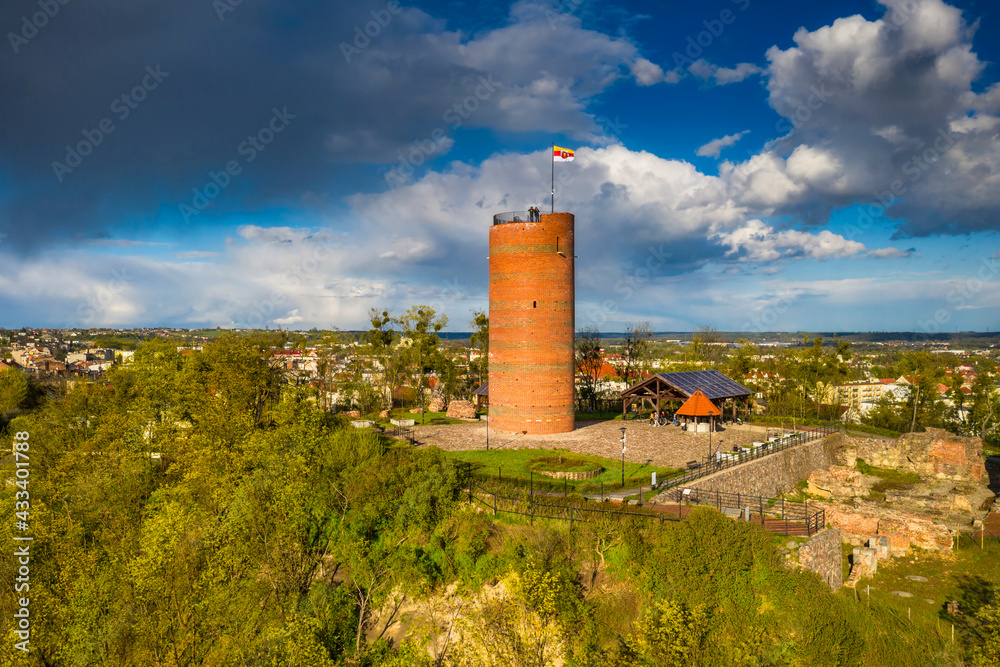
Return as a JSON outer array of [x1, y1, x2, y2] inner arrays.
[[488, 211, 575, 434]]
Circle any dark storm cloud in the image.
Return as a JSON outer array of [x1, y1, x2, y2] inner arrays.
[[0, 0, 652, 250], [1, 0, 384, 247]]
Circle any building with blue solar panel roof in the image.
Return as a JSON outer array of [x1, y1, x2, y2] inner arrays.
[[620, 370, 753, 428]]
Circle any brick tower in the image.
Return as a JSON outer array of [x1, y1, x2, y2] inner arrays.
[[488, 211, 575, 434]]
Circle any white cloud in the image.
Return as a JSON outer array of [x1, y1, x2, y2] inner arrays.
[[173, 251, 218, 259], [273, 309, 304, 326], [630, 58, 682, 86], [866, 246, 915, 258], [689, 59, 762, 85], [696, 130, 750, 158], [714, 219, 866, 262], [737, 0, 1000, 235]]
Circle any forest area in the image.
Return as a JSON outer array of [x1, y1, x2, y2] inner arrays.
[[2, 334, 999, 666]]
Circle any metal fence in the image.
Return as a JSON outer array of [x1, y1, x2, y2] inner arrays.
[[370, 423, 417, 445], [468, 481, 825, 536], [493, 211, 536, 225], [661, 424, 839, 490], [390, 425, 416, 445], [469, 481, 679, 527], [658, 487, 826, 537]]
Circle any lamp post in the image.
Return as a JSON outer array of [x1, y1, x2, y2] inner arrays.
[[620, 427, 627, 487]]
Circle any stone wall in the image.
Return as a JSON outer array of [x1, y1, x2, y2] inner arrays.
[[536, 468, 601, 480], [674, 434, 843, 498], [812, 501, 954, 554], [796, 528, 844, 590], [840, 428, 986, 483]]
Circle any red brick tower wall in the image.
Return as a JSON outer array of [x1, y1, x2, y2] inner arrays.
[[489, 212, 575, 434]]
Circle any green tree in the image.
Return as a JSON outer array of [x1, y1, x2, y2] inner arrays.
[[366, 308, 401, 411], [470, 310, 490, 386], [576, 326, 604, 412], [619, 321, 652, 385], [451, 569, 567, 667], [690, 325, 722, 364], [967, 362, 998, 438], [973, 603, 1000, 666], [396, 305, 448, 422], [628, 599, 710, 666], [0, 367, 28, 419]]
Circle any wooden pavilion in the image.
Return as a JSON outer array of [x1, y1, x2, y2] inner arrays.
[[675, 390, 722, 433], [473, 382, 489, 410], [620, 370, 752, 422]]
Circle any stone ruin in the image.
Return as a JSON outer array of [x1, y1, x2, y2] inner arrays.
[[446, 400, 477, 420], [846, 428, 987, 483], [845, 535, 891, 588], [805, 429, 993, 560]]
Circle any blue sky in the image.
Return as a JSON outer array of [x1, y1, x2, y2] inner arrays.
[[0, 0, 998, 333]]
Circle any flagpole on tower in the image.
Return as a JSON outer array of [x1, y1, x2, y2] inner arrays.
[[551, 144, 555, 214]]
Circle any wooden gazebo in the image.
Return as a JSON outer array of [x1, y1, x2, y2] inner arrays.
[[620, 370, 752, 422], [675, 390, 722, 433], [473, 382, 489, 410]]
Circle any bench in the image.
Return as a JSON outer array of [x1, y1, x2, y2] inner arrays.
[[686, 460, 701, 470]]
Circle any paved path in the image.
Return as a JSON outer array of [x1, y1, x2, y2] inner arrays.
[[584, 485, 645, 502]]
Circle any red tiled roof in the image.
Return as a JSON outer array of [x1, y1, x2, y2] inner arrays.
[[675, 390, 722, 417]]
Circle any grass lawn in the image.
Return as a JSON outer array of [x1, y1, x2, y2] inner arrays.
[[363, 409, 479, 427], [851, 534, 1000, 648], [855, 458, 922, 501], [445, 448, 683, 492], [526, 455, 602, 473]]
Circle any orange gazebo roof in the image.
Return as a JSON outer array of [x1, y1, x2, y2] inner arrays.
[[675, 390, 722, 418]]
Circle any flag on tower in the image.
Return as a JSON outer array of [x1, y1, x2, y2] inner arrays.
[[553, 146, 575, 162]]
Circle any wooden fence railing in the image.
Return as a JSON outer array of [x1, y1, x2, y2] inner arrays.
[[658, 487, 826, 537]]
